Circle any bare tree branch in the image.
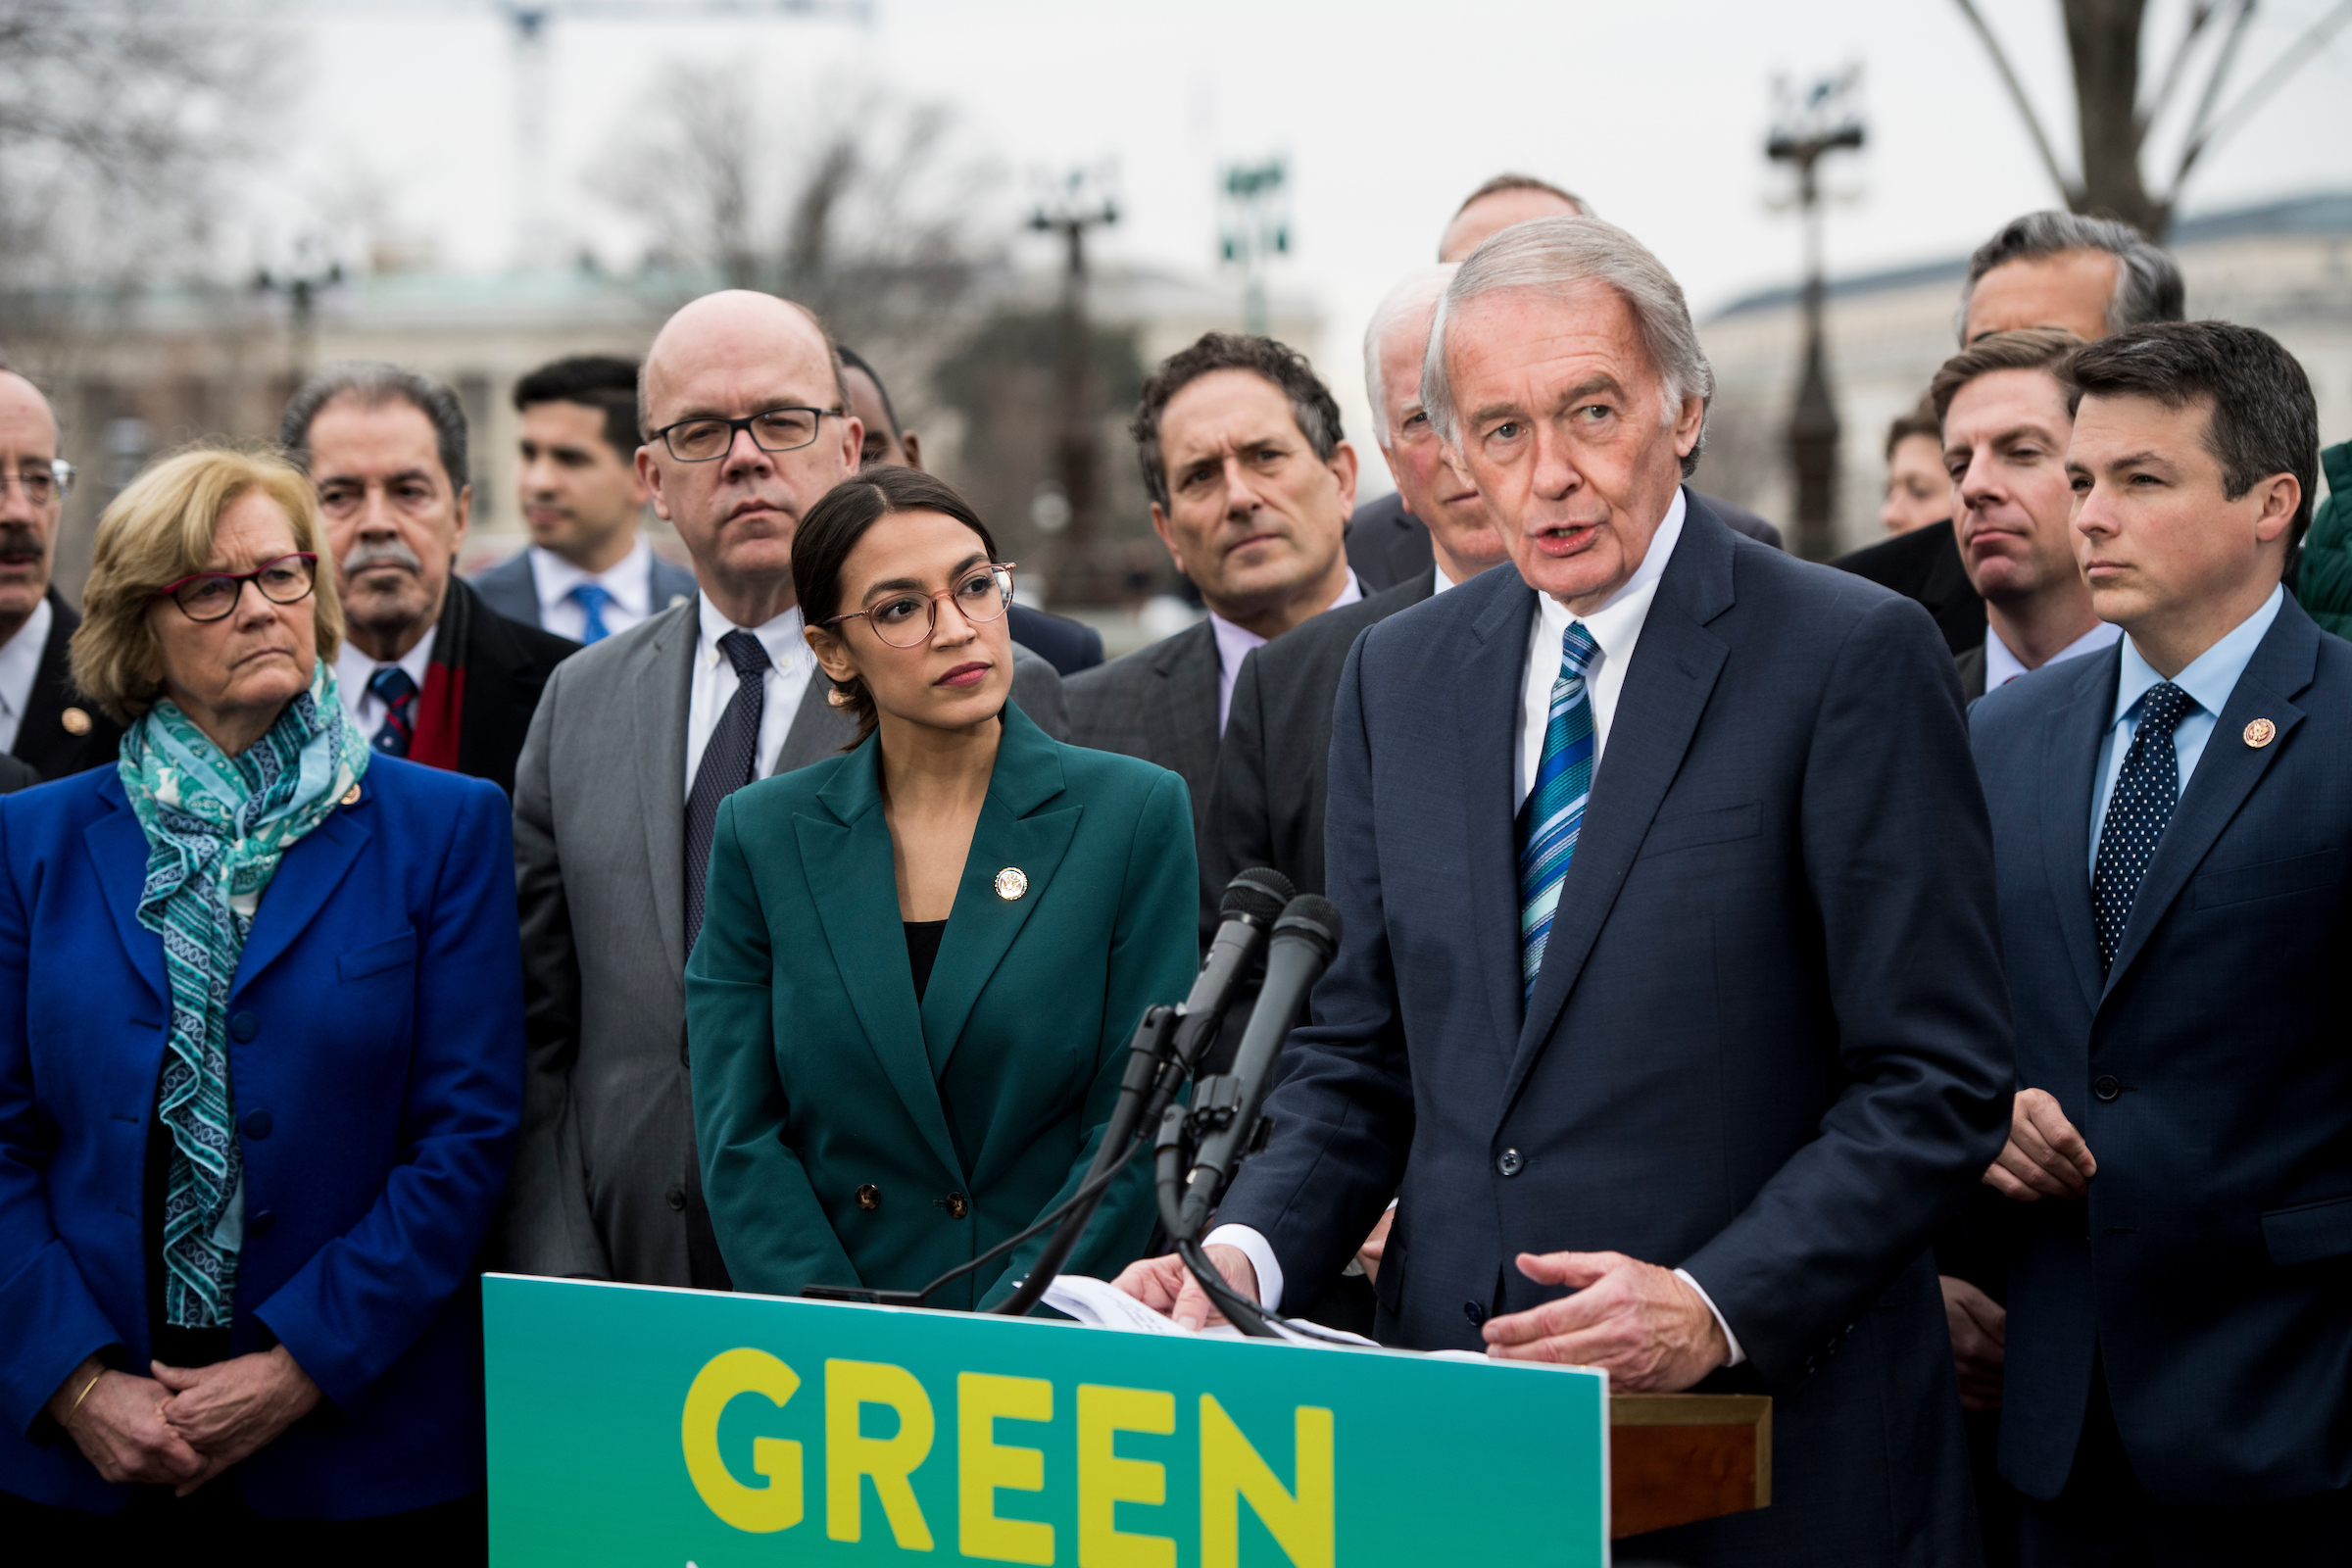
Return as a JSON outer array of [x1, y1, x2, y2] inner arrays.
[[2172, 0, 2352, 193], [2178, 0, 2261, 158], [2136, 0, 2217, 144], [1952, 0, 2082, 202]]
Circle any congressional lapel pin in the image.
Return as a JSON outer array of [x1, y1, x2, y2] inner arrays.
[[994, 866, 1028, 902], [60, 707, 91, 737], [2243, 717, 2278, 749], [340, 783, 363, 807]]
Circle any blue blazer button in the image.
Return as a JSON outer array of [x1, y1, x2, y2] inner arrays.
[[247, 1210, 276, 1238], [242, 1108, 273, 1140], [229, 1012, 259, 1043]]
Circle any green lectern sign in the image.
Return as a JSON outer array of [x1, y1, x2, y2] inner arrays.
[[484, 1274, 1608, 1566]]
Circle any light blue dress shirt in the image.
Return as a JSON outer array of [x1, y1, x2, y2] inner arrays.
[[2087, 585, 2284, 875]]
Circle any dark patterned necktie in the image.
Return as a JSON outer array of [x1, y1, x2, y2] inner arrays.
[[368, 666, 417, 757], [684, 629, 773, 951], [2090, 681, 2194, 972]]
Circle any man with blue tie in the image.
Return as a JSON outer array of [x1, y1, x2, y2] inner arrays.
[[1970, 321, 2352, 1565], [471, 356, 699, 643], [1117, 217, 2014, 1564]]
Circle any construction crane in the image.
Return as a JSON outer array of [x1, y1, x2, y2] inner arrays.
[[295, 0, 872, 266]]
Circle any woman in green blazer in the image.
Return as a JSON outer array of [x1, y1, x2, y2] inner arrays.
[[686, 467, 1198, 1309]]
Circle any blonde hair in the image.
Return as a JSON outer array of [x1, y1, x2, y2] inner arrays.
[[71, 445, 344, 722]]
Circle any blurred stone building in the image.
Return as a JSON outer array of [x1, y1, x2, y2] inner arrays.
[[2, 259, 1317, 607], [1696, 191, 2352, 555]]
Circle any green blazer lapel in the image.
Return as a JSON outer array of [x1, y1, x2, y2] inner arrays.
[[919, 707, 1080, 1079], [799, 742, 963, 1179]]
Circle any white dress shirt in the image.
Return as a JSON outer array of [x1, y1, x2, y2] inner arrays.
[[2087, 585, 2283, 874], [683, 592, 815, 799], [1982, 617, 2120, 692], [334, 625, 438, 737], [0, 595, 53, 755], [531, 537, 658, 643], [1207, 569, 1363, 734], [1208, 491, 1744, 1360]]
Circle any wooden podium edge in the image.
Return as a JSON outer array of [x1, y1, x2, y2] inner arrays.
[[1607, 1393, 1771, 1539]]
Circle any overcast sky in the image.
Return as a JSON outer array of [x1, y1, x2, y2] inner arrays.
[[268, 0, 2349, 351]]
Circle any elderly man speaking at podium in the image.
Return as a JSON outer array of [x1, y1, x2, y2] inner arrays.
[[1118, 218, 2014, 1565]]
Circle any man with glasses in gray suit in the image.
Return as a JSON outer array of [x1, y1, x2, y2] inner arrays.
[[501, 290, 1067, 1290]]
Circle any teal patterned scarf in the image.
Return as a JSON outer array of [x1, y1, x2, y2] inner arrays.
[[118, 661, 368, 1329]]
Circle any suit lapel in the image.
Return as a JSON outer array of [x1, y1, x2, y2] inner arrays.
[[774, 672, 852, 775], [801, 745, 963, 1178], [84, 777, 168, 1007], [918, 709, 1078, 1080], [1150, 622, 1221, 814], [1506, 504, 1734, 1111], [2039, 651, 2115, 1013], [1457, 572, 1539, 1068], [2100, 604, 2318, 1001], [232, 805, 368, 1002], [632, 603, 696, 977]]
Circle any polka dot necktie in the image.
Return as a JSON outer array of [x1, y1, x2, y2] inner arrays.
[[2090, 681, 2194, 973], [368, 665, 418, 757]]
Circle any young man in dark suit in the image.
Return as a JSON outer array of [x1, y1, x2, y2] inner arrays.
[[1064, 333, 1362, 837], [470, 356, 698, 642], [281, 364, 578, 798], [0, 370, 122, 781], [1971, 321, 2352, 1564], [1120, 217, 2012, 1566]]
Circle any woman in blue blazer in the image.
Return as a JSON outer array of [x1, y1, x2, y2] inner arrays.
[[687, 467, 1197, 1309], [0, 449, 521, 1554]]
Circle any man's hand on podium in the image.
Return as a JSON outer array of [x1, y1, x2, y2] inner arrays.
[[1108, 1245, 1260, 1332], [1483, 1251, 1729, 1392]]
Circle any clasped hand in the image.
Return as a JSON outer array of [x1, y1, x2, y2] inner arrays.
[[47, 1347, 322, 1495], [1984, 1087, 2096, 1201]]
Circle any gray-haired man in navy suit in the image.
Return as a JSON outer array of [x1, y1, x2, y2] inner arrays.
[[1119, 216, 2011, 1565]]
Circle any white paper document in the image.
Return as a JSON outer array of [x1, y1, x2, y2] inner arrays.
[[1040, 1275, 1381, 1348]]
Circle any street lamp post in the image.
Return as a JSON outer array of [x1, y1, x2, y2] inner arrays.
[[1219, 159, 1289, 337], [1767, 71, 1864, 562], [1029, 171, 1118, 586]]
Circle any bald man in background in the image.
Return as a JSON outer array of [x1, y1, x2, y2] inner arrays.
[[503, 291, 1066, 1289], [1348, 173, 1779, 590]]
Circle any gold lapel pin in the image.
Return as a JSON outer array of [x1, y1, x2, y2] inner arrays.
[[60, 707, 91, 737], [340, 783, 363, 807], [2243, 717, 2277, 749], [994, 866, 1028, 902]]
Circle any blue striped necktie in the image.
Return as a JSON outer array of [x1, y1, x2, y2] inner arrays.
[[569, 583, 613, 644], [1517, 621, 1600, 1004]]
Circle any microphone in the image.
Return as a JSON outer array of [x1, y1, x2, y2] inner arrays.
[[1176, 895, 1342, 1239], [1091, 867, 1293, 1182]]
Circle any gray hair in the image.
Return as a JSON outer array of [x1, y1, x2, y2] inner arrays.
[[1957, 211, 2184, 345], [1362, 265, 1456, 447], [1423, 217, 1714, 478], [279, 362, 469, 492]]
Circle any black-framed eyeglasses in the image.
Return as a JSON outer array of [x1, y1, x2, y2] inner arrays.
[[647, 407, 838, 463], [156, 553, 318, 622], [1, 460, 74, 506], [822, 564, 1016, 649]]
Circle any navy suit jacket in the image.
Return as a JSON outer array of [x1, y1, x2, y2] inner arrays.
[[1971, 596, 2352, 1506], [0, 759, 523, 1518], [1219, 497, 2013, 1564]]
